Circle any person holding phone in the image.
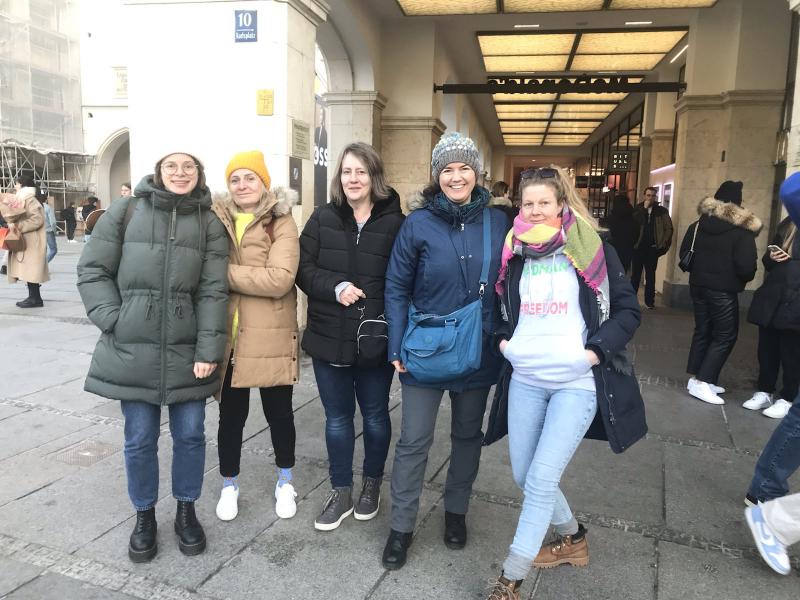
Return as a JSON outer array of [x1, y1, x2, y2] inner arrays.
[[744, 217, 800, 419]]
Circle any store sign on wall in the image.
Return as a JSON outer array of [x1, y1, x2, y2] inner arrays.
[[234, 10, 257, 42], [608, 151, 632, 173]]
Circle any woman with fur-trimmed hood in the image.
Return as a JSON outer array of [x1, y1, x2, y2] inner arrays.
[[211, 151, 300, 524], [680, 180, 762, 405]]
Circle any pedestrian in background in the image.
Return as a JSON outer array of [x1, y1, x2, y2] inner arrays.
[[120, 182, 132, 199], [211, 151, 300, 523], [82, 195, 99, 242], [744, 214, 800, 419], [607, 193, 638, 273], [1, 174, 49, 308], [41, 195, 58, 263], [297, 142, 404, 532], [483, 166, 644, 600], [62, 202, 77, 243], [381, 132, 507, 570], [77, 151, 229, 563], [490, 180, 517, 227], [681, 181, 760, 405], [631, 186, 673, 308]]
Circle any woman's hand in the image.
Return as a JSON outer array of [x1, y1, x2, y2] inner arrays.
[[193, 362, 217, 379], [391, 359, 407, 373], [499, 339, 508, 354], [770, 249, 790, 263], [585, 349, 601, 366], [338, 284, 366, 306]]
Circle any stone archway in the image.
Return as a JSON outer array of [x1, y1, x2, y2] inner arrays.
[[95, 129, 130, 204]]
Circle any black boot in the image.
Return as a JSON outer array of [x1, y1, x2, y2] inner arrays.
[[128, 508, 157, 563], [382, 529, 413, 570], [444, 510, 467, 549], [174, 501, 206, 556], [16, 283, 43, 308]]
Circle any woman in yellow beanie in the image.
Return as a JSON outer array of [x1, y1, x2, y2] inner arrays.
[[211, 150, 300, 521]]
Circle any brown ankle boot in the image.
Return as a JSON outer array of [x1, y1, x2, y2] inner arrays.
[[486, 575, 522, 600], [533, 524, 588, 568]]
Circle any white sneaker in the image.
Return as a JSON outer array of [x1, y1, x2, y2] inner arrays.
[[743, 391, 773, 411], [688, 380, 725, 405], [275, 482, 297, 519], [216, 485, 239, 521], [763, 398, 792, 419], [688, 377, 725, 394]]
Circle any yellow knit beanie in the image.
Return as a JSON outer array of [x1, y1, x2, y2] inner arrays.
[[225, 150, 271, 189]]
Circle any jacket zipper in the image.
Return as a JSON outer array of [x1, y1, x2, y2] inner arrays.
[[160, 206, 176, 405]]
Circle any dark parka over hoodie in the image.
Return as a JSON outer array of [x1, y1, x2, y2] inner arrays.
[[297, 189, 405, 365], [77, 175, 229, 405]]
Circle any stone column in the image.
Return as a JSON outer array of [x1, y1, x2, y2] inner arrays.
[[381, 117, 446, 210], [324, 91, 387, 162], [788, 0, 800, 176]]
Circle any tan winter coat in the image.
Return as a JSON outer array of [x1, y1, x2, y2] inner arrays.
[[4, 188, 50, 285], [211, 188, 300, 394]]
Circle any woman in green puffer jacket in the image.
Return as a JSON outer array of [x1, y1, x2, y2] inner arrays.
[[77, 151, 229, 564]]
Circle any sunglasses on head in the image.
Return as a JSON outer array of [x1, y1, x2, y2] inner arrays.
[[520, 167, 558, 180]]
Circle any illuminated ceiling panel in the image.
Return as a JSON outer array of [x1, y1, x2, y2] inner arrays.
[[547, 125, 599, 133], [484, 55, 570, 73], [504, 136, 544, 146], [558, 92, 628, 102], [578, 31, 687, 54], [396, 0, 495, 15], [610, 0, 716, 8], [493, 93, 558, 102], [552, 103, 617, 114], [495, 104, 556, 114], [497, 112, 555, 120], [479, 34, 575, 56], [505, 0, 605, 11], [500, 124, 549, 133], [571, 54, 664, 71]]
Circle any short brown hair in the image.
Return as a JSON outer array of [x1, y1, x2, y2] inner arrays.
[[153, 152, 207, 192], [330, 142, 391, 206], [491, 181, 509, 198]]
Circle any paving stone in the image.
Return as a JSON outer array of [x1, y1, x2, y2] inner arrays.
[[20, 377, 110, 414], [723, 400, 784, 453], [4, 572, 140, 600], [534, 527, 656, 600], [0, 556, 44, 596], [199, 482, 440, 600], [641, 385, 732, 446], [0, 410, 97, 461], [369, 497, 521, 600], [0, 452, 79, 506], [0, 405, 27, 422], [657, 541, 799, 600], [1, 347, 92, 400]]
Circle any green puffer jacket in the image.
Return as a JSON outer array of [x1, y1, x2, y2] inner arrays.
[[77, 176, 230, 405]]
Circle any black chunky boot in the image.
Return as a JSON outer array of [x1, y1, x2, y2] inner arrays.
[[17, 283, 43, 308], [174, 501, 206, 556], [382, 529, 413, 570], [128, 508, 157, 563], [444, 510, 467, 549]]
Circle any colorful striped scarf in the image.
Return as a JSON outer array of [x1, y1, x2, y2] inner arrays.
[[496, 204, 610, 322]]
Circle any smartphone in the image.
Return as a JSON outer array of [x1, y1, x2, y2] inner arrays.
[[767, 244, 788, 256]]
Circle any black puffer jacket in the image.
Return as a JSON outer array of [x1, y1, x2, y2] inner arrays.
[[679, 197, 762, 292], [297, 190, 405, 365], [485, 240, 646, 454], [747, 217, 800, 330]]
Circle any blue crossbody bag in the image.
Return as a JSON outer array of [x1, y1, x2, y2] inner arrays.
[[400, 208, 491, 384]]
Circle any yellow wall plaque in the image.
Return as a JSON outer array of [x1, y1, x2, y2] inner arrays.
[[256, 90, 274, 116]]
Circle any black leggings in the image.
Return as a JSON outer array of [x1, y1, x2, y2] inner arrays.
[[217, 363, 296, 477]]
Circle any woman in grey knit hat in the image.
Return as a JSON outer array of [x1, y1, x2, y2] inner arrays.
[[381, 132, 509, 570]]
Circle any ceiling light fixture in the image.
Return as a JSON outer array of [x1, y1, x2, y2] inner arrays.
[[514, 24, 540, 28], [670, 44, 689, 63], [625, 21, 653, 25]]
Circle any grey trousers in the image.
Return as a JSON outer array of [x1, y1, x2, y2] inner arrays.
[[389, 384, 490, 533], [763, 492, 800, 547]]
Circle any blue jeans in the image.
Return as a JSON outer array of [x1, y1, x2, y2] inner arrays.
[[748, 394, 800, 502], [121, 400, 206, 511], [312, 359, 394, 487], [506, 379, 597, 561], [46, 231, 57, 262]]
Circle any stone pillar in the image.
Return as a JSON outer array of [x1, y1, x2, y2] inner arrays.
[[381, 117, 446, 210], [788, 0, 800, 176], [323, 91, 387, 163]]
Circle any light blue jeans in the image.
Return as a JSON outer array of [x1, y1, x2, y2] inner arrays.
[[504, 378, 597, 578]]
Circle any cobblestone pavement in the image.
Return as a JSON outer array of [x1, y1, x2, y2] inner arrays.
[[0, 240, 798, 599]]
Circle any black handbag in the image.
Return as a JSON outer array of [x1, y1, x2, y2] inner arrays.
[[679, 222, 698, 272]]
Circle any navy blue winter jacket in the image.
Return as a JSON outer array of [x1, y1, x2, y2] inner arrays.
[[385, 188, 509, 391]]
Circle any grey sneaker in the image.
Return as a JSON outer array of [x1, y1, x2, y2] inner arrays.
[[313, 486, 353, 531], [354, 476, 381, 521]]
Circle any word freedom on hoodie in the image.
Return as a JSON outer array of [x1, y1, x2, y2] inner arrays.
[[520, 301, 569, 316]]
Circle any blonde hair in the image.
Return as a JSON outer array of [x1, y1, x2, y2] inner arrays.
[[518, 165, 599, 230], [782, 222, 797, 256]]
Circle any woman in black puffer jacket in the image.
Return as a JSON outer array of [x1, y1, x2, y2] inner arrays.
[[297, 142, 404, 532], [679, 181, 761, 405]]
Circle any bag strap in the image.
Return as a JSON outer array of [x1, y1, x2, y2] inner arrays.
[[689, 222, 699, 252], [478, 207, 491, 298]]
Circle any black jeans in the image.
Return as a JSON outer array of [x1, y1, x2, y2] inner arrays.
[[217, 363, 296, 477], [757, 326, 800, 402], [66, 221, 76, 241], [631, 247, 660, 307], [686, 285, 739, 385]]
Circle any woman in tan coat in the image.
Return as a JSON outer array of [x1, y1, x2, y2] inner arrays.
[[211, 150, 300, 522], [2, 175, 50, 308]]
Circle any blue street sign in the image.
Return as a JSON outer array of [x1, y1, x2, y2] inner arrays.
[[234, 10, 257, 43]]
